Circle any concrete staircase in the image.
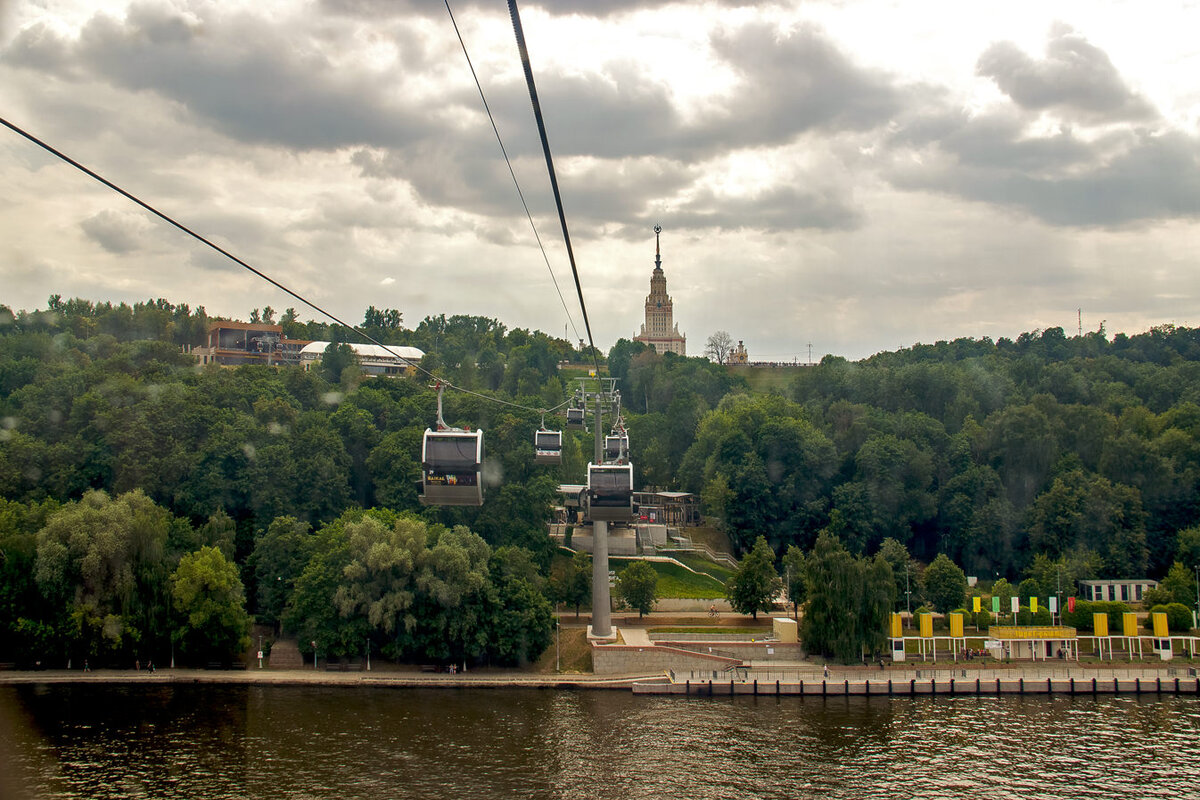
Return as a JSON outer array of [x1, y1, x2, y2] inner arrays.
[[268, 638, 306, 670]]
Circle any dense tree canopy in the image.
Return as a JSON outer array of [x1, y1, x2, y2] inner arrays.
[[7, 296, 1200, 664]]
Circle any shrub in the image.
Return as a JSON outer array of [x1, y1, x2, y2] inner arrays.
[[1142, 586, 1174, 608], [1015, 606, 1052, 626], [1062, 600, 1131, 632], [1145, 603, 1194, 632]]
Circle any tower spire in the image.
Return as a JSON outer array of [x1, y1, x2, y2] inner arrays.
[[654, 224, 661, 270]]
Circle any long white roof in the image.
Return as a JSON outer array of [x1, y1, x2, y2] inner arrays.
[[299, 341, 425, 361]]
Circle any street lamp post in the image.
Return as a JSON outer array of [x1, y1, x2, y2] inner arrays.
[[312, 640, 317, 672], [1194, 564, 1199, 630], [905, 562, 912, 627], [1056, 567, 1063, 626], [555, 621, 561, 673]]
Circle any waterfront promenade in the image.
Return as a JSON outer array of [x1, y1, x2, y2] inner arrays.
[[3, 661, 1197, 697], [0, 667, 658, 690]]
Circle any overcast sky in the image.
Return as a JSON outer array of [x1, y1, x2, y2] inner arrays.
[[1, 0, 1197, 361]]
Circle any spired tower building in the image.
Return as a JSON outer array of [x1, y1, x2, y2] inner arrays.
[[634, 226, 687, 356]]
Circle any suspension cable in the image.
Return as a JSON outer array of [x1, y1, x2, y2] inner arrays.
[[0, 115, 562, 419], [506, 0, 602, 376], [443, 0, 582, 347]]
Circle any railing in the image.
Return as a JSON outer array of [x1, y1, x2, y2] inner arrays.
[[676, 666, 1190, 686], [657, 544, 738, 569], [648, 633, 773, 643], [729, 665, 1188, 684]]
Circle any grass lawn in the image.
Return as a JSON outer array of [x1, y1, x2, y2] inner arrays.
[[531, 625, 592, 673], [612, 557, 726, 599], [649, 627, 770, 635], [666, 551, 736, 584], [726, 364, 806, 393], [685, 525, 734, 557]]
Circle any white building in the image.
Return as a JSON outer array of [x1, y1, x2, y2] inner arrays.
[[1078, 579, 1158, 604], [299, 341, 424, 376]]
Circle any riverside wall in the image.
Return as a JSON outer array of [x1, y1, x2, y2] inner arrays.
[[648, 640, 807, 661], [592, 644, 741, 675], [634, 673, 1200, 697]]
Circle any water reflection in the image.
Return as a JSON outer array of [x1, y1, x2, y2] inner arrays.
[[2, 685, 1199, 799]]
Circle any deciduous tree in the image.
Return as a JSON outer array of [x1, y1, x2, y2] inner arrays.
[[923, 553, 967, 613], [171, 546, 251, 663], [705, 330, 734, 365], [725, 536, 781, 620], [617, 561, 659, 618]]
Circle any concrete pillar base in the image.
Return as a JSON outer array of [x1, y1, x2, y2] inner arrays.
[[587, 625, 619, 643]]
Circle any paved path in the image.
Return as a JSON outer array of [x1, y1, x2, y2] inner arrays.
[[620, 629, 653, 646], [0, 668, 664, 689]]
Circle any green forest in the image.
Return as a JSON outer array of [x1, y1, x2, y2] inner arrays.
[[3, 297, 1200, 666]]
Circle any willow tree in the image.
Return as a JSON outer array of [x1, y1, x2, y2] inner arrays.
[[802, 532, 894, 662]]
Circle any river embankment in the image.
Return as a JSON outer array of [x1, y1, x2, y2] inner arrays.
[[0, 667, 657, 690], [4, 661, 1199, 697]]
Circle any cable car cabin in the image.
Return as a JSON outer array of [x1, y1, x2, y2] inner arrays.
[[420, 429, 484, 506], [534, 429, 562, 465], [586, 462, 634, 522], [604, 434, 629, 462], [566, 407, 586, 429]]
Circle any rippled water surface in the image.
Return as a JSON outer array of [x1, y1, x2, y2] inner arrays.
[[2, 684, 1199, 799]]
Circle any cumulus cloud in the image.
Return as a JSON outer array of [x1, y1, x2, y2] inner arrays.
[[887, 126, 1200, 227], [882, 28, 1199, 228], [320, 0, 751, 20], [2, 1, 1199, 362], [6, 3, 434, 150], [79, 209, 149, 254], [976, 25, 1157, 124], [710, 23, 902, 140]]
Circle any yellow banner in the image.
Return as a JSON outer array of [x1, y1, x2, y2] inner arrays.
[[987, 626, 1077, 640], [890, 613, 903, 639], [1152, 612, 1168, 638], [1093, 613, 1109, 637], [949, 613, 964, 638], [1123, 612, 1138, 637], [1030, 597, 1038, 613], [919, 613, 933, 638], [972, 596, 981, 613]]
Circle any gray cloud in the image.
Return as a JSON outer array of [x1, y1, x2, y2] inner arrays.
[[888, 128, 1200, 227], [711, 23, 903, 139], [668, 183, 862, 234], [6, 4, 434, 150], [977, 25, 1157, 123], [79, 209, 147, 254], [881, 30, 1198, 228], [891, 109, 1099, 172], [320, 0, 753, 20]]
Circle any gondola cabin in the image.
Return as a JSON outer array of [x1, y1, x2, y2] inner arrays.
[[534, 429, 563, 465], [586, 462, 634, 522], [604, 434, 629, 462], [420, 428, 484, 506], [566, 407, 586, 429]]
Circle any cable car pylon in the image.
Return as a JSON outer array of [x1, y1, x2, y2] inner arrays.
[[572, 376, 630, 641]]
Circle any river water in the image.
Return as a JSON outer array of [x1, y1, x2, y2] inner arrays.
[[2, 684, 1199, 799]]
